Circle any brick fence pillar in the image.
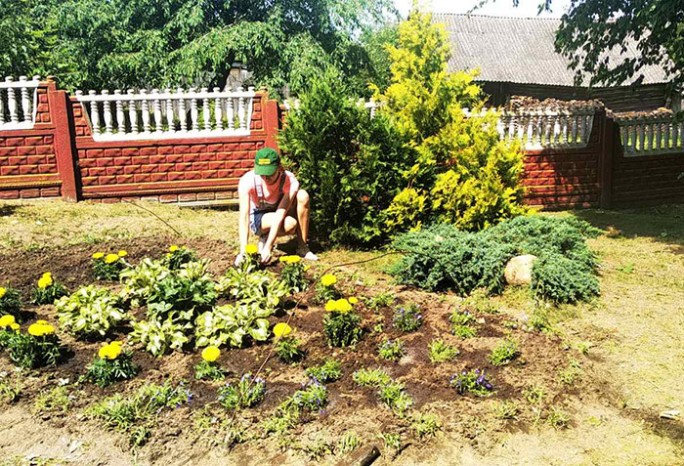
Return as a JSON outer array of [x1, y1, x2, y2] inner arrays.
[[46, 78, 79, 201], [261, 93, 281, 150], [597, 109, 615, 209]]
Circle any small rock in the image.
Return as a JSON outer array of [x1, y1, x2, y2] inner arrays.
[[660, 410, 680, 420], [504, 255, 538, 286]]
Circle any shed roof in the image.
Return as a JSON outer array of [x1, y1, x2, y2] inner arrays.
[[433, 13, 669, 86]]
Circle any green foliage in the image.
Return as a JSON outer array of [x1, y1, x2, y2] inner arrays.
[[378, 382, 413, 414], [163, 246, 198, 270], [546, 407, 571, 429], [450, 369, 493, 396], [531, 254, 601, 304], [428, 339, 459, 363], [391, 224, 515, 294], [92, 253, 128, 281], [379, 432, 401, 451], [378, 339, 404, 361], [55, 286, 128, 338], [33, 386, 70, 415], [145, 260, 217, 317], [216, 267, 288, 310], [83, 351, 139, 388], [119, 258, 169, 306], [352, 368, 392, 388], [305, 359, 343, 383], [194, 360, 226, 382], [217, 374, 265, 410], [4, 332, 62, 369], [411, 412, 442, 439], [337, 431, 361, 454], [129, 317, 189, 357], [279, 71, 411, 246], [377, 10, 526, 232], [0, 287, 22, 318], [492, 400, 519, 420], [0, 379, 20, 404], [323, 310, 362, 347], [32, 284, 68, 306], [488, 338, 519, 366], [87, 380, 191, 446], [279, 260, 309, 293], [392, 216, 601, 304], [450, 310, 477, 339], [392, 303, 423, 332], [363, 291, 395, 312], [275, 336, 305, 364], [194, 302, 273, 349], [281, 381, 328, 415], [558, 359, 583, 385]]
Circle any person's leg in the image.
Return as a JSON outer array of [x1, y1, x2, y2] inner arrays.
[[259, 212, 297, 236], [295, 189, 311, 248]]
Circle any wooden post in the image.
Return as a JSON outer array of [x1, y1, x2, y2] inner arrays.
[[598, 109, 615, 209], [46, 78, 80, 202]]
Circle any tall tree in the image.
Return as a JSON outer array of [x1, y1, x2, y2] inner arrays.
[[0, 0, 398, 93]]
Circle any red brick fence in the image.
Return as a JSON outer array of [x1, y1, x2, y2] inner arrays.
[[1, 78, 683, 209]]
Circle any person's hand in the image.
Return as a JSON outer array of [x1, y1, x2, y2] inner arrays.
[[234, 253, 246, 267], [260, 248, 272, 264]]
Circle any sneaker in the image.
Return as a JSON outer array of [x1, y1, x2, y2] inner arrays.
[[257, 235, 267, 254], [297, 245, 318, 261]]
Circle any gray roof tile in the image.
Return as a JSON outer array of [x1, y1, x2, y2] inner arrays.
[[433, 14, 669, 86]]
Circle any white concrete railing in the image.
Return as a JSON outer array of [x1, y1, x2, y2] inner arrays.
[[0, 76, 41, 130], [616, 115, 684, 156], [284, 98, 595, 149], [75, 87, 257, 141]]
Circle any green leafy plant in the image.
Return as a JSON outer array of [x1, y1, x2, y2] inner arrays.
[[279, 255, 309, 293], [0, 379, 20, 404], [337, 431, 360, 454], [0, 286, 22, 319], [33, 386, 71, 415], [450, 309, 477, 339], [217, 374, 266, 410], [281, 381, 328, 415], [305, 359, 343, 383], [531, 254, 600, 304], [428, 338, 459, 363], [55, 286, 128, 339], [164, 245, 198, 270], [493, 400, 519, 420], [87, 381, 191, 446], [378, 339, 404, 361], [119, 258, 169, 306], [92, 251, 128, 281], [129, 316, 189, 357], [364, 291, 395, 312], [194, 302, 273, 349], [275, 336, 305, 364], [379, 432, 401, 451], [145, 260, 217, 317], [83, 344, 138, 388], [393, 303, 423, 332], [353, 368, 392, 388], [31, 272, 68, 305], [558, 359, 583, 385], [315, 274, 342, 303], [411, 412, 442, 439], [488, 338, 520, 366], [547, 407, 571, 429], [323, 306, 362, 348], [216, 267, 288, 310], [450, 369, 493, 396], [378, 381, 413, 414], [6, 321, 62, 369], [194, 360, 226, 382]]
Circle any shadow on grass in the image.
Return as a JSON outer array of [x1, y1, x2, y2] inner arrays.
[[0, 204, 20, 217], [571, 204, 684, 255]]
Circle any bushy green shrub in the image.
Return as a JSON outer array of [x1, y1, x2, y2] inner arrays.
[[323, 310, 362, 348], [531, 254, 600, 304], [279, 71, 411, 246], [391, 223, 515, 294], [217, 374, 265, 410], [0, 286, 22, 319], [83, 347, 139, 388], [305, 359, 343, 383]]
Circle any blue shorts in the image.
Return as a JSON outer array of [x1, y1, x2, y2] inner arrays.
[[250, 209, 269, 236]]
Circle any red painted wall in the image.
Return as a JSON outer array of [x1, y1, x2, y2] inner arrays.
[[612, 153, 684, 207]]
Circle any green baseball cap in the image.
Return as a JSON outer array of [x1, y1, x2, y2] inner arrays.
[[254, 148, 280, 176]]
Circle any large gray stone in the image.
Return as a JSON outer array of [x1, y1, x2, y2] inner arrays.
[[504, 254, 538, 286]]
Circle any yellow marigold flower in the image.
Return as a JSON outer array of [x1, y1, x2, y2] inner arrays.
[[37, 272, 53, 289], [0, 287, 6, 299], [35, 320, 49, 325], [245, 244, 259, 255], [28, 322, 55, 337], [320, 274, 337, 287], [117, 250, 128, 257], [0, 314, 16, 328], [325, 300, 338, 312], [9, 322, 20, 332], [169, 245, 179, 252], [104, 253, 120, 264], [279, 255, 301, 264], [111, 341, 123, 347], [98, 345, 111, 360], [98, 343, 121, 360], [348, 297, 359, 305], [92, 252, 105, 260], [202, 345, 221, 363], [273, 322, 292, 338], [334, 299, 352, 313]]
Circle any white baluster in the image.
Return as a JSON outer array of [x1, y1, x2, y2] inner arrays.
[[676, 121, 683, 150], [238, 87, 246, 130], [200, 88, 210, 130], [114, 90, 124, 133], [226, 93, 234, 130], [165, 89, 175, 132], [178, 88, 187, 132], [140, 90, 150, 133], [638, 120, 646, 152], [7, 78, 18, 124], [0, 86, 5, 125], [101, 90, 113, 135], [214, 87, 223, 130], [188, 88, 198, 131], [663, 121, 670, 150], [128, 90, 138, 134], [152, 89, 162, 132], [88, 90, 100, 135], [19, 76, 31, 122]]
